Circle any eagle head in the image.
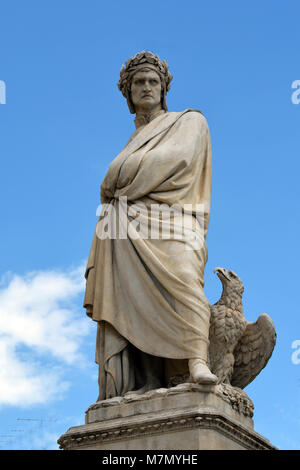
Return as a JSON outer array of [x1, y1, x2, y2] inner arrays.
[[213, 267, 244, 308]]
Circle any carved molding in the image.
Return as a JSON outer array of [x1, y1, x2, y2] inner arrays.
[[58, 411, 273, 450], [58, 383, 273, 450]]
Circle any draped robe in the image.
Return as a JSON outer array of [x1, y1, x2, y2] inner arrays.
[[84, 109, 212, 399]]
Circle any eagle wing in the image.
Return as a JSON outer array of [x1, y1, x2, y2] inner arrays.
[[231, 313, 276, 389]]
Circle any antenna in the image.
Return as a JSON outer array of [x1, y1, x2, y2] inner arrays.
[[16, 417, 58, 450]]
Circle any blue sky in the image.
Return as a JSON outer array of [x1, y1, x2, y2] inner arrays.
[[0, 0, 299, 450]]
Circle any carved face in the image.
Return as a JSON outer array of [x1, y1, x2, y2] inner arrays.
[[130, 69, 162, 114]]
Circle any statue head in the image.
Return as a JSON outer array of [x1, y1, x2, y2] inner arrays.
[[118, 51, 173, 114], [214, 267, 244, 309]]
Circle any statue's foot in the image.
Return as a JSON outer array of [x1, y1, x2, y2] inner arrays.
[[188, 359, 218, 385]]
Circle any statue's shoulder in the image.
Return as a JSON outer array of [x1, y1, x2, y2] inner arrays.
[[167, 109, 209, 129]]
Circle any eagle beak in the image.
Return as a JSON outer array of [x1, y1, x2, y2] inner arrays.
[[214, 267, 231, 281]]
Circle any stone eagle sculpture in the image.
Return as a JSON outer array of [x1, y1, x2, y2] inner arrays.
[[209, 267, 276, 389]]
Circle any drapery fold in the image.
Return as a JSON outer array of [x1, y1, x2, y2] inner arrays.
[[84, 109, 212, 398]]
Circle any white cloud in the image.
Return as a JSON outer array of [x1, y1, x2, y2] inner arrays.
[[0, 339, 69, 407], [0, 263, 91, 407]]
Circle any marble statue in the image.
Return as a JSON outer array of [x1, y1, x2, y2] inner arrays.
[[83, 51, 276, 402], [209, 267, 276, 388]]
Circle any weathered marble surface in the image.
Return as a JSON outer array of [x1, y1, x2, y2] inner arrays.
[[57, 383, 275, 450], [62, 52, 277, 451], [84, 51, 218, 400]]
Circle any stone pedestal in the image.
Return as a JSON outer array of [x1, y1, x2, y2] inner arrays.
[[57, 383, 275, 450]]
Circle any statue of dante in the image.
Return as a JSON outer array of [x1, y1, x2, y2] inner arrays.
[[84, 51, 217, 400]]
